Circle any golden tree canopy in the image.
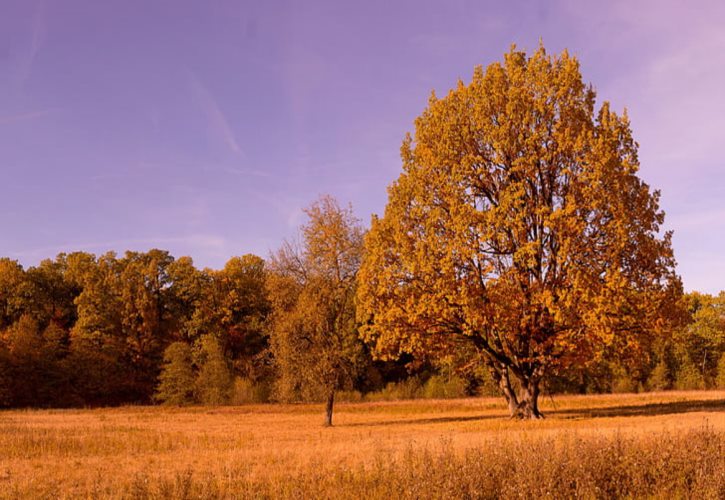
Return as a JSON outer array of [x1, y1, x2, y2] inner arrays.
[[357, 45, 681, 418]]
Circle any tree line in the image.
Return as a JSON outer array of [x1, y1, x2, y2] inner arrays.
[[2, 45, 724, 421], [0, 198, 723, 416]]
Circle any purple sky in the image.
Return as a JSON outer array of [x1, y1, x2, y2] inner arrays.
[[1, 0, 724, 293]]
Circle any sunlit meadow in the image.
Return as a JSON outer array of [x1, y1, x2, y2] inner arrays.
[[1, 391, 723, 499]]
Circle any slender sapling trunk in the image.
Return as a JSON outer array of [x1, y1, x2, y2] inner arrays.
[[324, 390, 335, 427]]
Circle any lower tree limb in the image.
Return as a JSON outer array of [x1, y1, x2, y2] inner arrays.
[[489, 362, 519, 416]]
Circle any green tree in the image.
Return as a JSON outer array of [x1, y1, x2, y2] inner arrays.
[[195, 334, 233, 405], [674, 350, 705, 390], [357, 45, 681, 418], [268, 196, 365, 426], [155, 342, 195, 405], [675, 292, 725, 387], [647, 359, 672, 391]]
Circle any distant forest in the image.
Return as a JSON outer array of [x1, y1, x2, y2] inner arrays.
[[0, 248, 404, 407], [0, 246, 723, 408]]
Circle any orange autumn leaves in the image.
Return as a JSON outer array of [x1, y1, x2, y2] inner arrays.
[[356, 45, 680, 417], [267, 196, 366, 425]]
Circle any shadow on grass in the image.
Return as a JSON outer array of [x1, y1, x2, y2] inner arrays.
[[344, 398, 725, 427], [548, 398, 725, 419], [345, 413, 502, 427]]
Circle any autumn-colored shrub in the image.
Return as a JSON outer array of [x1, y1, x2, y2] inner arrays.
[[675, 356, 706, 390], [230, 376, 271, 404], [366, 377, 424, 401], [336, 390, 364, 402], [611, 364, 639, 394], [421, 374, 467, 399]]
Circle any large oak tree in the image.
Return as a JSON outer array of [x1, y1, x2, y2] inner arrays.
[[357, 45, 681, 418]]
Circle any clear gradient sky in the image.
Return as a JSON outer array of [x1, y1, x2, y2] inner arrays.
[[1, 0, 724, 293]]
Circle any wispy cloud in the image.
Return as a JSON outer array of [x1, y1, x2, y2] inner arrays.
[[0, 108, 57, 126], [16, 1, 46, 87], [219, 166, 276, 179], [187, 70, 243, 155]]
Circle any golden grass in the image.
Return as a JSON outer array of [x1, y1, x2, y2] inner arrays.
[[0, 390, 723, 499]]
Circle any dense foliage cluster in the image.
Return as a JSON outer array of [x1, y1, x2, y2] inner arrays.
[[0, 244, 404, 409], [0, 251, 270, 407]]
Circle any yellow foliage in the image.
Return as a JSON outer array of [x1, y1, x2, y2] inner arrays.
[[358, 45, 681, 418], [267, 196, 366, 424]]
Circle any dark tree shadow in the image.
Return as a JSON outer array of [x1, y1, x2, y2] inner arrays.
[[547, 398, 725, 419], [343, 398, 724, 427], [345, 414, 502, 427]]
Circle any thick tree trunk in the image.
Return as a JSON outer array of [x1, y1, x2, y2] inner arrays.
[[324, 390, 335, 427], [486, 358, 544, 419], [513, 377, 544, 419]]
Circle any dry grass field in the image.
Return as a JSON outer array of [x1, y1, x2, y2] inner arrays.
[[1, 391, 724, 499]]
